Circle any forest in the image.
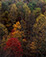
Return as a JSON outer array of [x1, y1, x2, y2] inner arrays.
[[0, 0, 46, 57]]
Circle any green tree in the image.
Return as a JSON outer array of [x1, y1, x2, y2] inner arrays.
[[28, 2, 36, 11]]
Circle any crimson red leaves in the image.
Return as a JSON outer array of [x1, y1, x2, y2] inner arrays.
[[4, 38, 23, 57]]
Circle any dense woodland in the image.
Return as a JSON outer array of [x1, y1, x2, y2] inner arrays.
[[0, 0, 46, 57]]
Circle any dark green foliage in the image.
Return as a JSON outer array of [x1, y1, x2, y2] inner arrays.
[[2, 1, 9, 11], [28, 2, 36, 11]]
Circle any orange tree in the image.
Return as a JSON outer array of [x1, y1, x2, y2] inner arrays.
[[10, 21, 25, 41]]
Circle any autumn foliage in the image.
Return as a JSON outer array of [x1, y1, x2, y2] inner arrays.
[[4, 38, 23, 57], [0, 0, 46, 57]]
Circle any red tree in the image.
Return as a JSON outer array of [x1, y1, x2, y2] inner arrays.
[[4, 38, 23, 57]]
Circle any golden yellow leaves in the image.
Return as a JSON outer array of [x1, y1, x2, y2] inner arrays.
[[9, 4, 18, 22], [36, 14, 45, 22], [0, 1, 2, 9], [20, 20, 26, 29], [28, 10, 31, 14], [33, 23, 37, 28], [12, 30, 22, 38], [10, 4, 17, 11], [0, 23, 8, 35], [6, 23, 11, 27], [13, 21, 21, 29], [23, 3, 31, 14], [33, 14, 46, 31], [44, 11, 46, 16], [30, 42, 37, 50], [11, 21, 24, 38], [33, 14, 46, 52], [22, 39, 27, 42], [0, 23, 8, 48]]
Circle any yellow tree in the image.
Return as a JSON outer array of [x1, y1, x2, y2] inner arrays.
[[9, 4, 18, 23], [44, 11, 46, 16], [23, 3, 32, 39], [33, 14, 46, 55], [23, 3, 31, 21]]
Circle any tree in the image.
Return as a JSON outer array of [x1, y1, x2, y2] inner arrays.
[[28, 2, 36, 11], [0, 1, 2, 22], [4, 38, 23, 57], [0, 23, 8, 40], [44, 11, 46, 16], [9, 4, 18, 23], [23, 3, 31, 21], [10, 21, 25, 40], [0, 1, 2, 10], [2, 1, 9, 12], [0, 23, 8, 57], [33, 7, 41, 18], [33, 14, 46, 56], [22, 3, 32, 39], [16, 2, 24, 20]]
